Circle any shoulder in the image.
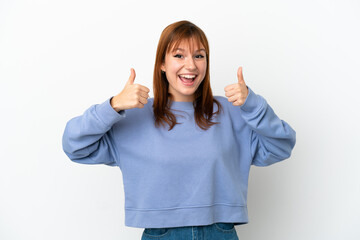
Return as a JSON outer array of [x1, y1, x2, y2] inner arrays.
[[114, 98, 154, 126], [213, 95, 231, 112], [148, 97, 154, 105], [212, 95, 245, 121], [128, 97, 154, 114], [214, 87, 266, 114], [213, 95, 227, 103]]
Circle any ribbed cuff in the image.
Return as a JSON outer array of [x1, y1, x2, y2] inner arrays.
[[95, 96, 126, 128], [240, 87, 265, 113]]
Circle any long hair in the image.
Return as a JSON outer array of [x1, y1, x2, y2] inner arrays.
[[153, 20, 222, 131]]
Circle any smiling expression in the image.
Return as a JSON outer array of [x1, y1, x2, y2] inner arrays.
[[161, 38, 207, 102]]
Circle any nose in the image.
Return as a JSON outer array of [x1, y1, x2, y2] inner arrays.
[[185, 57, 196, 70]]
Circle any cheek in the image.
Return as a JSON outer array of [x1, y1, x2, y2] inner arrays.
[[173, 62, 183, 72], [197, 59, 207, 69], [199, 63, 207, 75], [166, 71, 178, 84]]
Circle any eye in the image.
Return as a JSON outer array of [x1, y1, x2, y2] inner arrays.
[[195, 55, 205, 59], [174, 54, 183, 58]]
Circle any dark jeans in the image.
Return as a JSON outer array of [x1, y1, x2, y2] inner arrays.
[[141, 222, 239, 240]]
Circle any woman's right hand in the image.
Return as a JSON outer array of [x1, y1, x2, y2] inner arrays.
[[110, 68, 150, 112]]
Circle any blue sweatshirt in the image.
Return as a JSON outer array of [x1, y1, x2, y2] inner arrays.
[[62, 87, 296, 228]]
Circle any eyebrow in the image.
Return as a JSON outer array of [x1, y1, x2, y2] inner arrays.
[[173, 48, 206, 53]]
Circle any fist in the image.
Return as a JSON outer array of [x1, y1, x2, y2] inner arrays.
[[224, 66, 249, 106], [111, 68, 150, 111]]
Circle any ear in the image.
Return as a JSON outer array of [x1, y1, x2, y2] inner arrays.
[[161, 63, 166, 72]]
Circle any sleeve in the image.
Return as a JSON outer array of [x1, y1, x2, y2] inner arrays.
[[240, 87, 296, 166], [62, 97, 126, 167]]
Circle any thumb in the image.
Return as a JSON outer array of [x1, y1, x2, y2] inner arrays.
[[126, 68, 136, 85], [237, 66, 245, 85]]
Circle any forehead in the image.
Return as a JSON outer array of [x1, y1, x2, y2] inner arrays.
[[168, 38, 205, 53]]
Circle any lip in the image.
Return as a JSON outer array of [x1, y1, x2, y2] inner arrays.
[[178, 75, 196, 86], [178, 73, 198, 76]]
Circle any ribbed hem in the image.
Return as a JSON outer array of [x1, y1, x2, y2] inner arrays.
[[124, 204, 248, 228]]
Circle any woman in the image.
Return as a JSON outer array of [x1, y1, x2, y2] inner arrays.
[[62, 20, 296, 240]]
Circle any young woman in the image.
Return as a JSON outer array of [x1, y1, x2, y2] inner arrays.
[[62, 20, 296, 240]]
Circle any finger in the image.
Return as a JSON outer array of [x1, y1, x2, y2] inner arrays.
[[137, 84, 150, 93], [138, 95, 148, 105], [126, 68, 136, 85], [135, 102, 145, 109], [232, 100, 242, 106], [228, 94, 239, 103], [224, 83, 237, 92], [225, 88, 239, 98], [139, 90, 150, 99], [237, 66, 245, 84]]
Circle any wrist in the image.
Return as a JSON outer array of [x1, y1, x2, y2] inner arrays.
[[110, 96, 123, 112]]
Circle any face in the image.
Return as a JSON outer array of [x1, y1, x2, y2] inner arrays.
[[161, 38, 207, 102]]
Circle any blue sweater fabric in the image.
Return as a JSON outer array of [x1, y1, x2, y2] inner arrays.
[[62, 87, 296, 228]]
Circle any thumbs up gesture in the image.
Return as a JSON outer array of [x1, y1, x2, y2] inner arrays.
[[110, 68, 150, 112], [224, 66, 249, 106]]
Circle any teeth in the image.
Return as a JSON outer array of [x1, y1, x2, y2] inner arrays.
[[179, 75, 196, 79]]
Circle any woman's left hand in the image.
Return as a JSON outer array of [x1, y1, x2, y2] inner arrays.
[[224, 66, 249, 106]]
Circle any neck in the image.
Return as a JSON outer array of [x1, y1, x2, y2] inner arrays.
[[169, 94, 194, 102]]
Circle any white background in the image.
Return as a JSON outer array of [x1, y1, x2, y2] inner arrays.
[[1, 0, 359, 239]]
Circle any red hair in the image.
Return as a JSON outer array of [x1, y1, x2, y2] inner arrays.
[[153, 20, 222, 130]]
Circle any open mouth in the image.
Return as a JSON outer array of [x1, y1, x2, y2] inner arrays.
[[178, 74, 197, 86]]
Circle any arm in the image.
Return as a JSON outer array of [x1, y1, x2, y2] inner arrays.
[[240, 88, 296, 166], [62, 68, 150, 167], [224, 67, 296, 166], [62, 97, 125, 167]]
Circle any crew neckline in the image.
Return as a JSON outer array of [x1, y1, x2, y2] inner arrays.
[[169, 101, 194, 110], [147, 98, 195, 110]]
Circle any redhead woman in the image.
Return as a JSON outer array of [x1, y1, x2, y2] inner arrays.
[[62, 20, 296, 240]]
